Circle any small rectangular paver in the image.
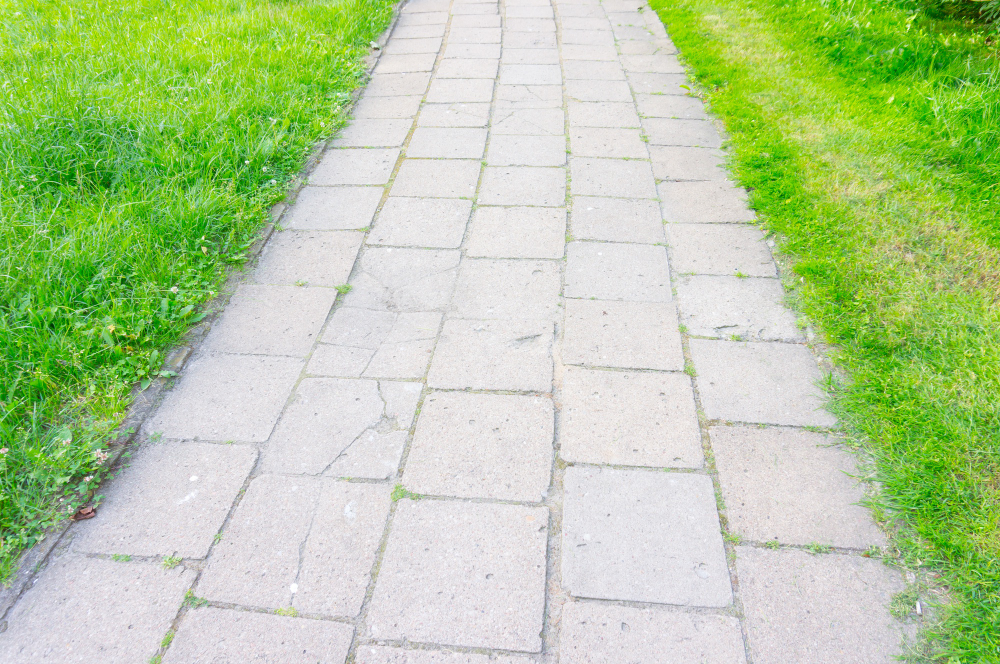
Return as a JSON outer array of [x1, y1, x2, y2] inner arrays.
[[570, 197, 664, 244], [391, 159, 481, 198], [627, 71, 688, 96], [620, 54, 684, 73], [659, 180, 756, 223], [344, 247, 460, 312], [712, 425, 885, 547], [667, 224, 777, 277], [418, 102, 491, 127], [428, 319, 553, 391], [501, 48, 560, 64], [561, 43, 619, 60], [565, 242, 671, 302], [635, 93, 708, 119], [689, 340, 838, 427], [465, 207, 566, 258], [203, 285, 335, 357], [560, 602, 747, 664], [565, 79, 633, 102], [426, 78, 496, 103], [253, 230, 362, 287], [310, 148, 400, 185], [499, 63, 562, 85], [737, 547, 906, 664], [73, 442, 256, 558], [369, 197, 473, 248], [570, 127, 648, 158], [163, 608, 354, 664], [374, 53, 438, 73], [356, 647, 524, 664], [403, 391, 553, 501], [562, 299, 683, 371], [393, 24, 447, 39], [285, 186, 384, 230], [497, 83, 564, 107], [503, 30, 558, 48], [436, 58, 500, 79], [146, 353, 303, 442], [559, 367, 702, 467], [449, 27, 502, 44], [492, 107, 565, 135], [383, 36, 444, 54], [567, 101, 641, 127], [334, 118, 413, 147], [198, 474, 320, 608], [486, 133, 566, 166], [366, 72, 433, 97], [561, 29, 616, 46], [649, 145, 727, 181], [451, 259, 562, 320], [569, 158, 657, 198], [263, 377, 384, 475], [366, 500, 548, 651], [562, 467, 731, 606], [643, 118, 722, 148], [295, 482, 393, 616], [479, 166, 566, 206], [0, 555, 195, 664], [505, 18, 556, 32], [407, 127, 488, 159], [444, 43, 502, 59], [675, 275, 802, 341], [563, 61, 626, 82]]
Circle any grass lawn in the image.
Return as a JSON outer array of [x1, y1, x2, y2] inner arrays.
[[647, 0, 1000, 659], [0, 0, 395, 580]]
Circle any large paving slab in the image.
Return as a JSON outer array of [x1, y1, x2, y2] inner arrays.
[[562, 467, 731, 606], [366, 500, 548, 651], [565, 242, 671, 302], [163, 608, 354, 664], [737, 547, 907, 663], [0, 554, 194, 664], [428, 319, 553, 391], [560, 601, 747, 664], [562, 298, 684, 371], [72, 441, 256, 558], [675, 275, 802, 341], [711, 425, 884, 547]]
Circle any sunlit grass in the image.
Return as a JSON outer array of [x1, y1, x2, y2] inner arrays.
[[649, 0, 1000, 659], [0, 0, 395, 580]]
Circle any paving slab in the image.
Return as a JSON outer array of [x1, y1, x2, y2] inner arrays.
[[503, 31, 559, 48], [263, 377, 385, 475], [560, 601, 747, 664], [479, 166, 566, 206], [0, 555, 195, 664], [285, 186, 384, 230], [391, 159, 481, 198], [343, 247, 461, 312], [366, 500, 548, 651], [394, 25, 447, 39], [562, 298, 683, 371], [712, 425, 884, 547], [253, 230, 362, 286], [198, 474, 320, 608], [667, 224, 777, 277], [627, 71, 689, 96], [562, 43, 619, 60], [73, 441, 256, 558], [162, 608, 354, 664], [689, 340, 837, 427], [559, 366, 702, 467], [425, 78, 495, 104], [366, 72, 433, 96], [383, 36, 444, 55], [436, 59, 500, 79], [562, 467, 731, 606], [295, 482, 393, 616], [492, 107, 565, 134], [635, 93, 708, 119], [146, 353, 303, 442], [466, 207, 566, 258], [407, 127, 488, 159], [404, 391, 553, 501], [418, 102, 491, 126], [570, 127, 648, 158], [649, 145, 728, 181], [565, 242, 671, 302], [501, 48, 560, 64], [643, 118, 723, 148], [334, 118, 414, 147], [325, 429, 408, 479], [569, 157, 657, 198], [451, 258, 562, 320], [675, 275, 802, 341], [443, 43, 502, 60], [310, 148, 400, 185], [565, 79, 634, 102], [659, 180, 756, 223], [561, 30, 617, 46], [564, 61, 627, 81], [356, 647, 527, 664], [369, 197, 472, 248], [737, 547, 906, 664], [570, 196, 664, 243], [567, 100, 641, 127], [203, 284, 335, 357], [428, 319, 553, 391], [487, 133, 566, 166]]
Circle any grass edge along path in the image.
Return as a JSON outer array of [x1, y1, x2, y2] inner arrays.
[[0, 0, 396, 584], [648, 0, 1000, 660]]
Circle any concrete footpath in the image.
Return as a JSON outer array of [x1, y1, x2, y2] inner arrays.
[[0, 0, 914, 661]]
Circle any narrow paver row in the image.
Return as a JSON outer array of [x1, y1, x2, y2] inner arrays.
[[0, 0, 914, 662]]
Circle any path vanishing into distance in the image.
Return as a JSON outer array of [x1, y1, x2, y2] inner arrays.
[[0, 0, 915, 661]]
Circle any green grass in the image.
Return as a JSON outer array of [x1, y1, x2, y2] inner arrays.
[[647, 0, 1000, 659], [0, 0, 395, 581]]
